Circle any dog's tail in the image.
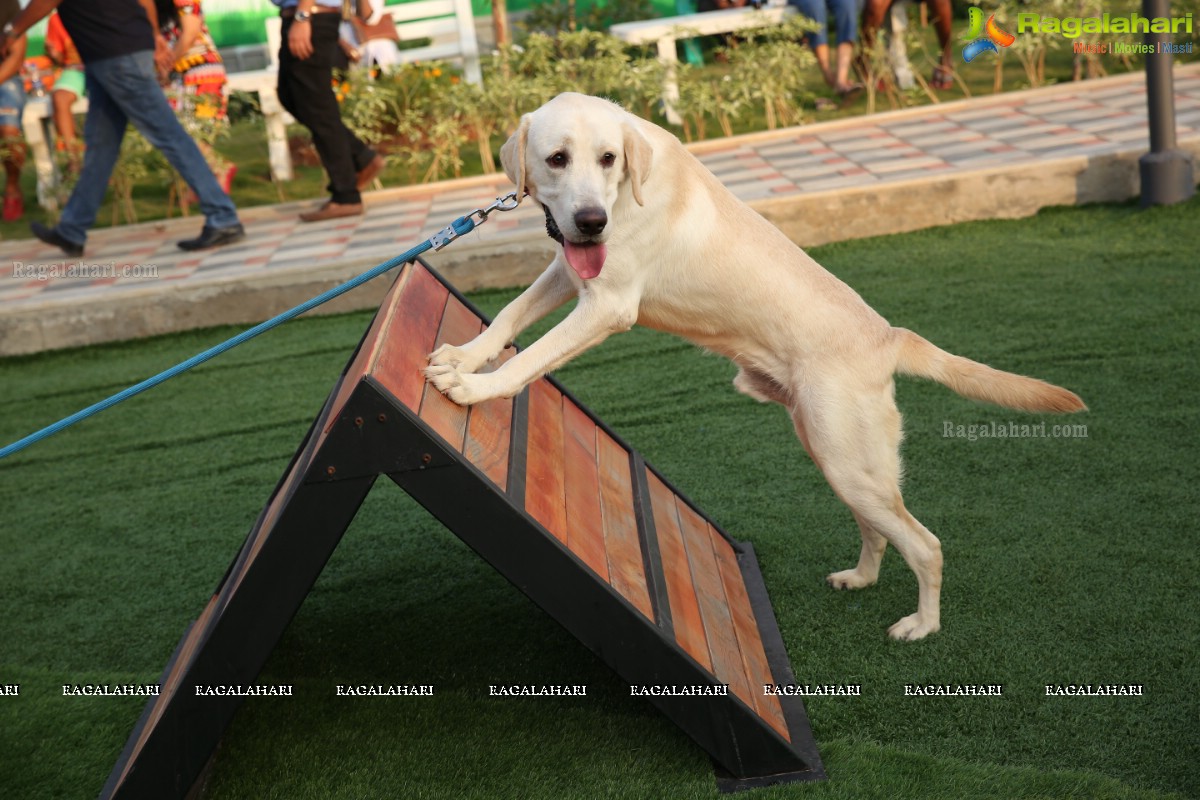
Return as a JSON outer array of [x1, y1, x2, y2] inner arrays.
[[894, 328, 1086, 413]]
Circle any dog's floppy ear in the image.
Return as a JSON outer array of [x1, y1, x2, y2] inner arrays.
[[500, 114, 531, 197], [622, 123, 653, 207]]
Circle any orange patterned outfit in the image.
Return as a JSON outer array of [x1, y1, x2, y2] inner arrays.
[[159, 0, 227, 122]]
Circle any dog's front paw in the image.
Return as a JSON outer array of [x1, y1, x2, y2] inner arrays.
[[887, 613, 940, 642], [424, 364, 492, 406], [429, 343, 473, 370], [827, 569, 877, 591]]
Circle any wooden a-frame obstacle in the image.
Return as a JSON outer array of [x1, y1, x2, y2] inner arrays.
[[100, 258, 825, 798]]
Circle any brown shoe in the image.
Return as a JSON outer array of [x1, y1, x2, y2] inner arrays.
[[299, 200, 363, 223], [355, 154, 385, 190]]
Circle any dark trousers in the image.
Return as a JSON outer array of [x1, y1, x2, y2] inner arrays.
[[277, 15, 374, 204]]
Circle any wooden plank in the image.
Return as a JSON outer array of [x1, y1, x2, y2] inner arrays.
[[418, 294, 482, 452], [647, 472, 711, 671], [370, 264, 448, 412], [711, 530, 790, 740], [113, 593, 220, 786], [524, 380, 567, 542], [562, 403, 609, 581], [226, 442, 316, 606], [245, 464, 302, 572], [463, 344, 516, 491], [675, 500, 754, 710], [630, 455, 673, 635], [321, 267, 413, 439], [596, 432, 654, 621]]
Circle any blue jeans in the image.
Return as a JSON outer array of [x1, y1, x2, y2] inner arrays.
[[57, 50, 240, 245], [0, 75, 25, 129], [789, 0, 862, 47]]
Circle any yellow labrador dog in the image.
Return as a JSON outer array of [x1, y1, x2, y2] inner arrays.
[[425, 92, 1085, 641]]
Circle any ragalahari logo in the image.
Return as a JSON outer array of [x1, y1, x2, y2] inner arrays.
[[962, 7, 1016, 62]]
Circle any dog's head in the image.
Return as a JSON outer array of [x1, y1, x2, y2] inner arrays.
[[500, 93, 652, 280]]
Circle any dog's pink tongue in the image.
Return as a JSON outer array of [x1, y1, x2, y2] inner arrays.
[[564, 241, 607, 280]]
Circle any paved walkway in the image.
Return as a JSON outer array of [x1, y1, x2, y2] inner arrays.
[[2, 65, 1198, 344]]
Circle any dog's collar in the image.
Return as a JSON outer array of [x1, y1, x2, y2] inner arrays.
[[542, 204, 565, 245]]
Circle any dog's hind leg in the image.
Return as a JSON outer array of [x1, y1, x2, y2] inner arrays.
[[829, 513, 889, 591], [733, 366, 791, 406], [788, 404, 888, 589], [794, 378, 942, 641]]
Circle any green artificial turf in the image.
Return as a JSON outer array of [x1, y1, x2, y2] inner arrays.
[[1, 195, 1197, 799]]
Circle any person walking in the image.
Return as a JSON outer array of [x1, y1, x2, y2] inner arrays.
[[273, 0, 384, 223], [156, 0, 237, 194], [0, 0, 245, 257]]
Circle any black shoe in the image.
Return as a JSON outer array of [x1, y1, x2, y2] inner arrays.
[[177, 223, 246, 251], [31, 221, 84, 257]]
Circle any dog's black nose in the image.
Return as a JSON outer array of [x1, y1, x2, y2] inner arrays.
[[574, 207, 607, 237]]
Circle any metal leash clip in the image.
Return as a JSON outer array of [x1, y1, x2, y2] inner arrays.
[[429, 224, 460, 251], [469, 191, 522, 225], [432, 192, 522, 251]]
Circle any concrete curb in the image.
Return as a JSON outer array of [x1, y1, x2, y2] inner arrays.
[[752, 137, 1200, 246]]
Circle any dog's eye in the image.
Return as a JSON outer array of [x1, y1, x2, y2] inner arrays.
[[547, 152, 569, 168], [600, 152, 617, 168]]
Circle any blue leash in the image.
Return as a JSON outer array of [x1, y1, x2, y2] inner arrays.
[[0, 193, 520, 461]]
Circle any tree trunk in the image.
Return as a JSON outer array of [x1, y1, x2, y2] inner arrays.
[[492, 0, 510, 47]]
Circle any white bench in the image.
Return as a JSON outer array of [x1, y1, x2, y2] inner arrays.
[[224, 68, 295, 181], [610, 4, 796, 124]]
